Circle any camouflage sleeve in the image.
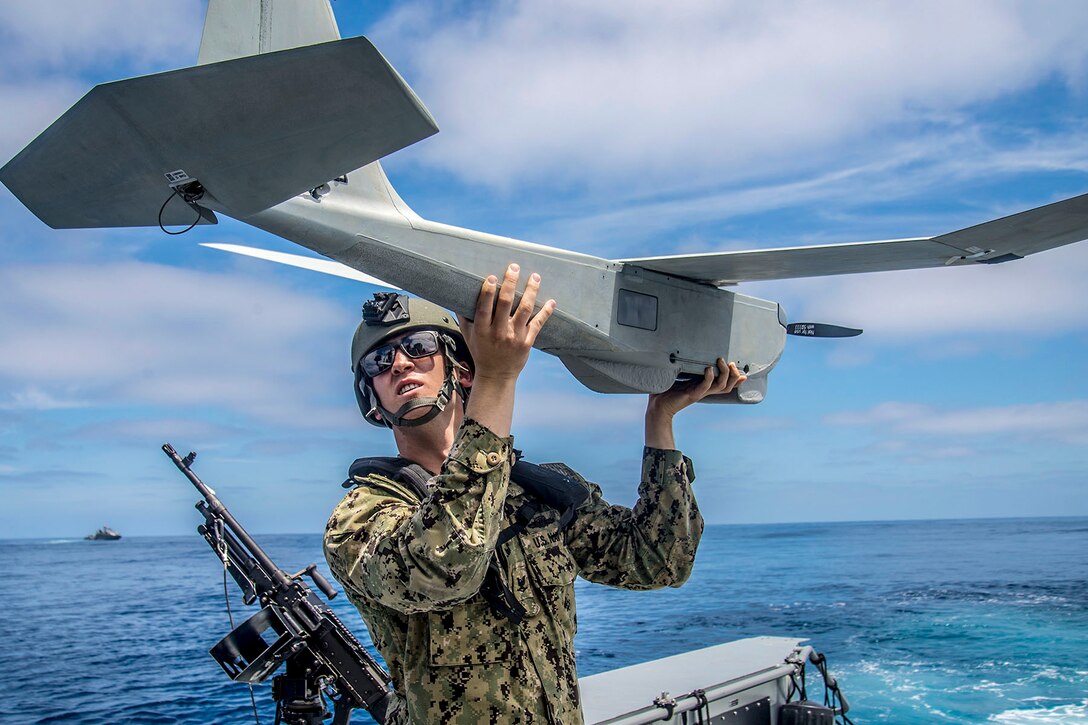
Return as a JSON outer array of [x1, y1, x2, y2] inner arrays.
[[562, 447, 703, 590], [323, 419, 513, 614]]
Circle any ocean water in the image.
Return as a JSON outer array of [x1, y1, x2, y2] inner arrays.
[[3, 517, 1086, 724]]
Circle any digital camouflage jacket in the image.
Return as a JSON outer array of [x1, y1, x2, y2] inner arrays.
[[324, 419, 703, 725]]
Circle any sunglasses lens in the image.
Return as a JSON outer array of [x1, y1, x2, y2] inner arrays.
[[401, 332, 440, 358], [362, 344, 395, 377], [361, 332, 441, 377]]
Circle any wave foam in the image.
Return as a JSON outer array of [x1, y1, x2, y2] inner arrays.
[[989, 700, 1088, 723]]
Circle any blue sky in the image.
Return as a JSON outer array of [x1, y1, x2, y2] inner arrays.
[[1, 1, 1086, 538]]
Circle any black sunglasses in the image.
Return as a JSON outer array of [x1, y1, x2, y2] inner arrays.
[[361, 330, 442, 377]]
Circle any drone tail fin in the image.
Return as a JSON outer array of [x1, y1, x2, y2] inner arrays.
[[196, 1, 421, 223], [0, 33, 437, 229]]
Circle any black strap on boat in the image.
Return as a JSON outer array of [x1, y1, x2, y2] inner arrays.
[[678, 689, 712, 724], [693, 689, 711, 723], [810, 651, 853, 725]]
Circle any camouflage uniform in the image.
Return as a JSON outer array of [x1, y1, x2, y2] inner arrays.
[[324, 419, 703, 724]]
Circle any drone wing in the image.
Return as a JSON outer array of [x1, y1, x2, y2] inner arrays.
[[620, 192, 1088, 285]]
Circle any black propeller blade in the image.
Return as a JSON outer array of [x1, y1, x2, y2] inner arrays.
[[786, 322, 863, 338]]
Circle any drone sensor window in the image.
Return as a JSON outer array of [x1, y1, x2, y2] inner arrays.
[[618, 289, 658, 331]]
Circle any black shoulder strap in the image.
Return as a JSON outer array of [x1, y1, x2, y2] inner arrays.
[[511, 459, 590, 529], [344, 455, 589, 528], [344, 456, 431, 500]]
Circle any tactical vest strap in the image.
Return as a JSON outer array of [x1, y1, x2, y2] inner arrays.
[[510, 458, 589, 529], [496, 500, 544, 548], [344, 455, 590, 528], [344, 456, 431, 499], [480, 557, 528, 625]]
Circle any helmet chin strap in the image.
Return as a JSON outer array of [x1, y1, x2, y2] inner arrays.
[[377, 380, 452, 428], [375, 336, 469, 429]]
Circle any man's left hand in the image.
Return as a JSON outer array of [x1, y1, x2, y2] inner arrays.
[[645, 358, 747, 449]]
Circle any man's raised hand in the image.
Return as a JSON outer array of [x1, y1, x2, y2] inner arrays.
[[645, 359, 748, 450], [459, 264, 555, 437], [459, 264, 555, 384]]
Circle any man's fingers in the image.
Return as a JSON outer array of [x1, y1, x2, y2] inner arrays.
[[715, 361, 733, 394], [694, 359, 747, 399], [456, 314, 473, 340], [686, 365, 714, 401], [494, 263, 520, 320], [720, 361, 747, 394], [513, 272, 541, 328], [475, 275, 498, 327], [701, 359, 719, 384], [526, 299, 557, 344]]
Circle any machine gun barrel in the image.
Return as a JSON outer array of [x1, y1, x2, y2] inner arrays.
[[163, 443, 296, 593]]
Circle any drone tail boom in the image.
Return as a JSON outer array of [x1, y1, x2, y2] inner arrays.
[[198, 0, 342, 65]]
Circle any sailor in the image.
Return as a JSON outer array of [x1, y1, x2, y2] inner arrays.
[[324, 265, 747, 724]]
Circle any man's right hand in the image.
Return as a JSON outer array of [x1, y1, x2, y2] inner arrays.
[[459, 264, 555, 437]]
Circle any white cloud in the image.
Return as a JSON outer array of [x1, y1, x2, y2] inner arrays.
[[0, 1, 202, 72], [0, 260, 358, 427], [70, 417, 239, 444], [827, 401, 929, 427], [537, 127, 1088, 258], [826, 399, 1088, 444], [375, 0, 1088, 190], [0, 387, 86, 411], [0, 2, 203, 168], [704, 414, 797, 432], [512, 389, 646, 430], [0, 80, 90, 164]]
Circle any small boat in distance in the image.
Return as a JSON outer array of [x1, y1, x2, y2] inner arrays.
[[85, 526, 121, 541]]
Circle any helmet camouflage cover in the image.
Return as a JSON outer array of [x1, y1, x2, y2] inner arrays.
[[352, 292, 472, 428]]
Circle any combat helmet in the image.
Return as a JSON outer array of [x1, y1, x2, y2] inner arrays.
[[352, 292, 472, 428]]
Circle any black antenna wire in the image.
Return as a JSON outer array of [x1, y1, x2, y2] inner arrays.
[[158, 188, 204, 235]]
